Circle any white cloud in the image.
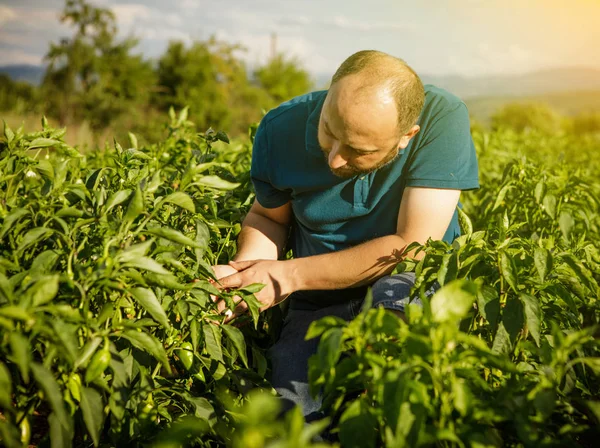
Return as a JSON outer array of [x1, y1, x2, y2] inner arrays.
[[111, 3, 182, 30], [326, 16, 412, 32], [176, 0, 203, 10], [0, 6, 17, 26], [111, 4, 153, 28], [213, 29, 332, 73], [444, 42, 546, 77], [0, 49, 43, 65]]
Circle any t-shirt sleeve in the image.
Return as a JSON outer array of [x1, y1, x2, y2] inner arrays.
[[250, 118, 292, 208], [405, 103, 479, 190]]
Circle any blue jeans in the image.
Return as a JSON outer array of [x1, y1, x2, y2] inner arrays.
[[266, 272, 431, 422]]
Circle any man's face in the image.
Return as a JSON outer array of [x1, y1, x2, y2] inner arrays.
[[317, 75, 419, 179]]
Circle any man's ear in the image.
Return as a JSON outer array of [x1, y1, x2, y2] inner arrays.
[[399, 125, 420, 149]]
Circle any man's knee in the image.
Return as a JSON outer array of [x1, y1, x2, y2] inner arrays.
[[371, 272, 416, 302]]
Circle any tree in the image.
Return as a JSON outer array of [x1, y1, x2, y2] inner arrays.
[[155, 38, 270, 134], [254, 54, 313, 106], [42, 0, 155, 130], [490, 102, 562, 135]]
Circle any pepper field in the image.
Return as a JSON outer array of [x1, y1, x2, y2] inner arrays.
[[0, 109, 599, 447]]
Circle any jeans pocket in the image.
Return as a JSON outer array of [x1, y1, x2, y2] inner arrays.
[[349, 297, 365, 319]]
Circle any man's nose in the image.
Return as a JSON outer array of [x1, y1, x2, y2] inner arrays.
[[328, 143, 348, 169]]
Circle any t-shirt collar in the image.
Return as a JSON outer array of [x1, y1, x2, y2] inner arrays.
[[305, 91, 327, 156]]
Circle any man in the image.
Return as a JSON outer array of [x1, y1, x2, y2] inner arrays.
[[213, 50, 479, 420]]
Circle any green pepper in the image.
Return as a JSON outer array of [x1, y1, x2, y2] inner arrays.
[[176, 342, 194, 371], [85, 340, 111, 383], [19, 414, 31, 446]]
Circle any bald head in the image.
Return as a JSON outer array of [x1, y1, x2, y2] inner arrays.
[[330, 50, 425, 135]]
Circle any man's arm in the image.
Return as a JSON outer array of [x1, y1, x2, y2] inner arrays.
[[286, 187, 460, 291], [233, 200, 292, 262], [221, 187, 461, 310]]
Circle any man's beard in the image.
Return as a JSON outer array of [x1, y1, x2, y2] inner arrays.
[[325, 147, 401, 179]]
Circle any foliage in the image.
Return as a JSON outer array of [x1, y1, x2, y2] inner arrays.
[[0, 75, 40, 115], [305, 128, 600, 446], [0, 110, 319, 446], [155, 39, 271, 136], [41, 0, 156, 131], [254, 54, 314, 105], [490, 102, 563, 134]]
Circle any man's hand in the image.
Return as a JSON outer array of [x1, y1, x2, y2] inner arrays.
[[211, 264, 239, 280], [216, 259, 294, 322], [209, 264, 239, 321]]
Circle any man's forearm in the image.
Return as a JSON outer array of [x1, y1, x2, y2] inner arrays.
[[287, 234, 410, 292], [232, 211, 289, 262]]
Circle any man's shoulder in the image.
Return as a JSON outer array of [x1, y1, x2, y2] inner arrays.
[[262, 90, 327, 129], [422, 84, 467, 115]]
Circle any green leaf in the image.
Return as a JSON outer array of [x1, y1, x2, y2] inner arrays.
[[30, 274, 60, 307], [30, 250, 60, 275], [194, 175, 240, 190], [221, 324, 248, 368], [28, 137, 61, 149], [240, 292, 262, 329], [534, 247, 552, 283], [9, 332, 29, 383], [520, 293, 541, 346], [31, 363, 71, 430], [579, 358, 600, 374], [492, 183, 513, 211], [0, 305, 34, 321], [339, 399, 378, 448], [437, 251, 458, 286], [121, 330, 171, 374], [0, 208, 29, 240], [534, 180, 546, 203], [117, 240, 153, 262], [431, 279, 477, 323], [317, 327, 343, 371], [0, 361, 12, 409], [104, 189, 132, 213], [558, 211, 575, 241], [3, 121, 14, 143], [74, 337, 102, 370], [492, 298, 524, 354], [123, 257, 170, 275], [146, 227, 203, 248], [194, 220, 210, 256], [457, 206, 473, 236], [128, 132, 138, 149], [80, 387, 104, 447], [162, 192, 195, 213], [130, 287, 170, 329], [491, 321, 512, 354], [239, 283, 265, 294], [499, 251, 519, 292], [202, 322, 223, 363], [215, 130, 230, 143], [17, 227, 54, 254], [123, 187, 143, 224], [305, 316, 347, 340], [542, 194, 557, 219], [452, 379, 472, 417], [49, 412, 74, 448], [152, 416, 209, 448], [561, 253, 598, 292], [477, 285, 500, 328]]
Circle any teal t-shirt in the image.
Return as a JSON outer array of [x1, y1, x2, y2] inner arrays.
[[250, 84, 479, 261]]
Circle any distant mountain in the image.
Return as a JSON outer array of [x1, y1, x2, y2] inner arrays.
[[465, 90, 600, 123], [314, 67, 600, 100], [420, 67, 600, 99], [0, 64, 45, 85]]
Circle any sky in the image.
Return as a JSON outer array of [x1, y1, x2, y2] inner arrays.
[[0, 0, 599, 79]]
